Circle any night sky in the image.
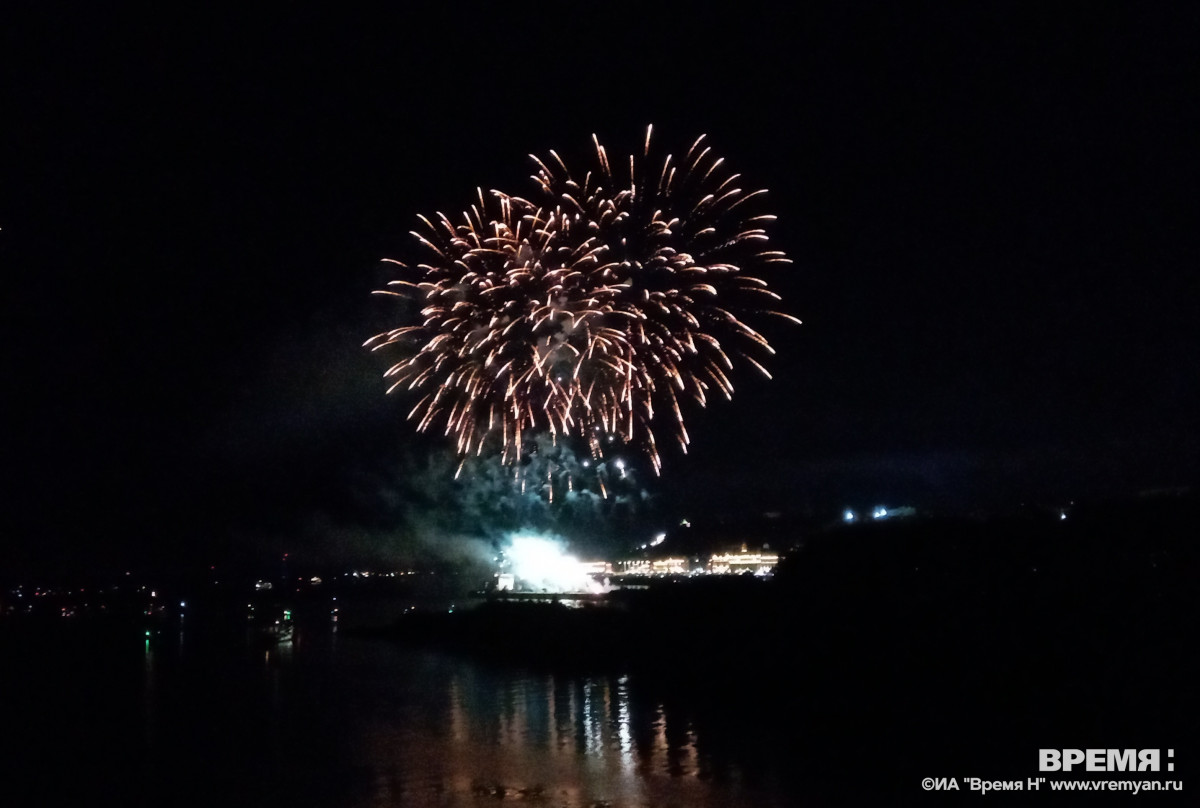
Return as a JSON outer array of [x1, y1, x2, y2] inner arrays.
[[3, 6, 1198, 575]]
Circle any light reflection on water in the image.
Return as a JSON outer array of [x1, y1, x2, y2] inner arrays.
[[6, 624, 793, 807], [338, 641, 779, 807]]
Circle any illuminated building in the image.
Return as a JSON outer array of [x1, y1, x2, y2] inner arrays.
[[612, 557, 690, 576], [491, 534, 785, 595], [707, 548, 779, 575]]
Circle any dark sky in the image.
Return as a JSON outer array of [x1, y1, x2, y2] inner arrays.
[[3, 6, 1198, 574]]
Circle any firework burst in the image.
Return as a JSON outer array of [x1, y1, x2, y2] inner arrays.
[[366, 126, 798, 475]]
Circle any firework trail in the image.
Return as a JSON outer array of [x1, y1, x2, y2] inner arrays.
[[366, 126, 798, 476]]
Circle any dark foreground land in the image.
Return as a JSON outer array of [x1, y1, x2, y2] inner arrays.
[[361, 493, 1198, 794]]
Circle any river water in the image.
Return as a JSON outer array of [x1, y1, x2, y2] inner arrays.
[[8, 565, 1190, 806], [3, 616, 805, 807]]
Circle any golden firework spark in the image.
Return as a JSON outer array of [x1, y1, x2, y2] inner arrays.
[[366, 127, 798, 474]]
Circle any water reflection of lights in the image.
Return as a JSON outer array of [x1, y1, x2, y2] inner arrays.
[[436, 667, 729, 800], [122, 630, 781, 807], [616, 674, 633, 766], [191, 640, 783, 808], [421, 667, 658, 801], [448, 676, 467, 744], [142, 632, 157, 747]]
